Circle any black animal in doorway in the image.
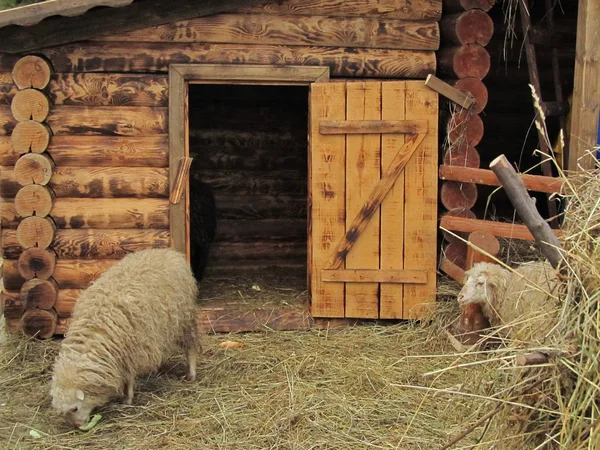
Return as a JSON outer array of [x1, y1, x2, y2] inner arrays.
[[189, 160, 217, 281]]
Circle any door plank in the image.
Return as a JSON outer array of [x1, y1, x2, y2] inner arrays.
[[403, 82, 438, 319], [309, 83, 346, 318], [380, 81, 406, 319], [344, 82, 381, 319]]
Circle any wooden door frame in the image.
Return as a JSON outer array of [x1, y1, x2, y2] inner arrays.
[[168, 63, 330, 260]]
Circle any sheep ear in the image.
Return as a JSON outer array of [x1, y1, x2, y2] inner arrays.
[[76, 390, 85, 401]]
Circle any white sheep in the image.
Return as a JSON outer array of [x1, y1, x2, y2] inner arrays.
[[50, 247, 201, 428], [457, 261, 562, 344]]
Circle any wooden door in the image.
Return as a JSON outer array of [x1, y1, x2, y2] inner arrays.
[[309, 81, 438, 320]]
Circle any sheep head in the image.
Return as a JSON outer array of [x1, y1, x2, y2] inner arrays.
[[457, 262, 509, 310]]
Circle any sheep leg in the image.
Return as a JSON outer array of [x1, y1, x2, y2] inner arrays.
[[123, 375, 135, 405], [185, 346, 197, 382]]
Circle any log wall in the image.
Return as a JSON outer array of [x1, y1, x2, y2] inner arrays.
[[0, 0, 443, 335]]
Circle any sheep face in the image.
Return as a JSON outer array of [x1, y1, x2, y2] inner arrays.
[[457, 272, 493, 307], [50, 383, 106, 428]]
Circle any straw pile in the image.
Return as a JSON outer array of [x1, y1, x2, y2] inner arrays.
[[1, 306, 514, 450]]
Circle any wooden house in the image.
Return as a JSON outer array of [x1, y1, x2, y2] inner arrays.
[[0, 0, 595, 339]]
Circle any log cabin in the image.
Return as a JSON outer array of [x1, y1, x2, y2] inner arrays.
[[0, 0, 591, 338]]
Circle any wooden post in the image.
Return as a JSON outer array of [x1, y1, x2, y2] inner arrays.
[[9, 54, 58, 339], [489, 154, 564, 268], [567, 0, 600, 171]]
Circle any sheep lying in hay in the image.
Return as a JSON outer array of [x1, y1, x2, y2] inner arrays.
[[457, 260, 562, 344], [49, 248, 201, 428]]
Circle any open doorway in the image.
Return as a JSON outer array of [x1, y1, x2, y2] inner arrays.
[[188, 83, 309, 311]]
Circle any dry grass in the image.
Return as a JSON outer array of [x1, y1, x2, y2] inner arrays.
[[0, 301, 515, 450]]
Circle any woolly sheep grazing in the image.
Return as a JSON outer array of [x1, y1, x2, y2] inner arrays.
[[457, 261, 562, 344], [49, 248, 201, 428]]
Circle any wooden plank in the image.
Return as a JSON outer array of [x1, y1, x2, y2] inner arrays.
[[215, 219, 306, 242], [344, 82, 381, 319], [380, 81, 406, 319], [309, 82, 346, 318], [322, 269, 426, 284], [0, 73, 169, 107], [236, 0, 442, 20], [214, 195, 307, 220], [1, 229, 170, 259], [1, 166, 169, 198], [439, 256, 466, 284], [567, 0, 600, 171], [3, 259, 118, 290], [0, 136, 169, 167], [0, 105, 167, 136], [170, 157, 193, 204], [1, 289, 81, 319], [2, 198, 169, 229], [328, 129, 427, 269], [210, 242, 306, 261], [169, 66, 187, 255], [38, 42, 436, 79], [438, 165, 563, 194], [320, 119, 427, 135], [0, 0, 270, 54], [440, 215, 564, 241], [425, 74, 474, 109], [403, 82, 438, 320], [173, 63, 330, 83], [99, 14, 440, 51], [196, 170, 306, 195]]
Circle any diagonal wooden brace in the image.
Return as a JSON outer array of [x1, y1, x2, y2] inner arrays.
[[327, 123, 428, 269]]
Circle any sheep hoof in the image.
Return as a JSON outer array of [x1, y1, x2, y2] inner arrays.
[[184, 372, 196, 382]]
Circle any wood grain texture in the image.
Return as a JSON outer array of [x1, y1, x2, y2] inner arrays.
[[3, 290, 80, 319], [439, 10, 494, 46], [439, 216, 563, 241], [438, 165, 563, 194], [11, 55, 51, 90], [441, 207, 476, 243], [14, 184, 55, 217], [309, 82, 346, 318], [100, 14, 440, 51], [196, 170, 306, 195], [0, 0, 270, 54], [345, 82, 381, 319], [2, 228, 170, 259], [450, 77, 488, 114], [402, 82, 438, 320], [17, 247, 57, 280], [437, 44, 490, 80], [4, 258, 117, 290], [0, 166, 169, 198], [6, 136, 169, 167], [10, 120, 51, 153], [0, 105, 167, 136], [442, 0, 495, 12], [21, 308, 57, 339], [0, 73, 169, 107], [20, 277, 59, 310], [465, 231, 500, 269], [237, 0, 442, 20], [443, 141, 480, 167], [1, 290, 25, 319], [215, 219, 306, 242], [13, 153, 54, 186], [320, 119, 426, 135], [11, 88, 51, 122], [3, 198, 169, 229], [440, 181, 477, 209], [210, 242, 306, 261], [322, 269, 426, 284], [15, 215, 56, 249], [38, 42, 436, 79], [448, 110, 483, 146], [380, 81, 405, 319], [568, 0, 600, 171]]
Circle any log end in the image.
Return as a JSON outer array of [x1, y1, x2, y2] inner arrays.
[[21, 308, 58, 339], [20, 277, 59, 310], [12, 55, 52, 90]]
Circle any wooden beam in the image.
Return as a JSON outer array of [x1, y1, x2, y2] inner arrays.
[[321, 269, 427, 284], [319, 120, 427, 135], [440, 215, 564, 241], [568, 0, 600, 171], [425, 74, 474, 109], [0, 0, 271, 54], [439, 256, 466, 284], [438, 165, 563, 194]]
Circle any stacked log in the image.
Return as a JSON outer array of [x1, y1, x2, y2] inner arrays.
[[6, 56, 58, 339], [438, 0, 495, 273]]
